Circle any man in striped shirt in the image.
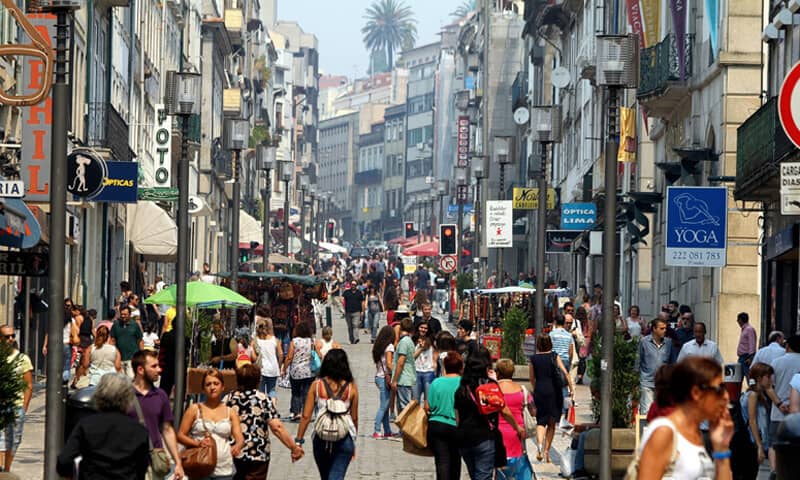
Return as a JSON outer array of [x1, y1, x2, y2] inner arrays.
[[550, 316, 574, 419]]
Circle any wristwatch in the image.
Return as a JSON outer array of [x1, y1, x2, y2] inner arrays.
[[294, 437, 305, 445]]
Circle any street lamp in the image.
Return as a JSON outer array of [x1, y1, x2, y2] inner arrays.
[[531, 105, 562, 337], [257, 144, 276, 272], [472, 156, 488, 286], [436, 180, 449, 237], [225, 118, 249, 292], [298, 174, 309, 258], [595, 34, 639, 480], [164, 69, 202, 423], [308, 186, 317, 256], [493, 137, 513, 288], [455, 166, 469, 272], [280, 160, 293, 256]]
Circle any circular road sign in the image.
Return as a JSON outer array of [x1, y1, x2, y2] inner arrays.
[[439, 255, 457, 274], [778, 61, 800, 149]]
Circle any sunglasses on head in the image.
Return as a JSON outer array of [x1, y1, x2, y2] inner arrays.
[[699, 384, 726, 396]]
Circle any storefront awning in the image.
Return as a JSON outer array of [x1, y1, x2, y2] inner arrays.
[[126, 202, 177, 261], [0, 198, 42, 249], [239, 210, 263, 244]]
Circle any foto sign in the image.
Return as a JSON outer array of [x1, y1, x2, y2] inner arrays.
[[778, 61, 800, 149], [486, 200, 513, 248], [153, 105, 173, 188], [560, 203, 596, 230], [665, 186, 727, 267]]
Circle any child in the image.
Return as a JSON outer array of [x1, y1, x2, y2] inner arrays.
[[315, 326, 340, 359]]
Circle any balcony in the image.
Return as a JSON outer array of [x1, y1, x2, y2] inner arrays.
[[224, 8, 243, 48], [734, 97, 797, 201], [86, 102, 135, 162], [354, 169, 382, 185], [637, 34, 693, 118]]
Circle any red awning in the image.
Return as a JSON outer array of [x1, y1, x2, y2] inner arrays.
[[402, 240, 470, 257]]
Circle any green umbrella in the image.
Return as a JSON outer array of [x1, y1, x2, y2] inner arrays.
[[144, 281, 254, 309]]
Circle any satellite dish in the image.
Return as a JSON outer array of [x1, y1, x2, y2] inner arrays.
[[551, 66, 571, 89]]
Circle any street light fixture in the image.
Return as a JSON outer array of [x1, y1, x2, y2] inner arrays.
[[455, 166, 469, 271], [595, 33, 639, 480], [298, 173, 309, 258], [225, 118, 250, 293], [531, 105, 562, 337], [257, 144, 276, 272], [164, 70, 202, 424], [493, 137, 513, 288], [472, 155, 489, 286], [280, 160, 293, 257]]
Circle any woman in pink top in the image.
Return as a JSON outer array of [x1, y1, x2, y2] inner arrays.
[[496, 358, 535, 480]]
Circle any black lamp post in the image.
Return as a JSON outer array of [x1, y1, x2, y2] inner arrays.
[[225, 118, 249, 292], [493, 137, 513, 286], [280, 160, 293, 256], [257, 144, 275, 272], [472, 156, 488, 285]]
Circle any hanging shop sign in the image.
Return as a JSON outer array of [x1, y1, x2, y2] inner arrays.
[[0, 251, 48, 277], [512, 187, 556, 210], [665, 186, 727, 267], [456, 116, 470, 168], [486, 200, 513, 248], [139, 187, 179, 202], [153, 104, 173, 188], [90, 161, 139, 203], [560, 203, 597, 231], [546, 230, 581, 254], [780, 162, 800, 215]]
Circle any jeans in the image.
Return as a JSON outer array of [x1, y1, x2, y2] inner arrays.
[[368, 310, 380, 340], [414, 371, 436, 403], [374, 377, 393, 434], [344, 313, 361, 344], [260, 375, 278, 398], [459, 438, 495, 480], [63, 344, 73, 382], [276, 331, 290, 355], [639, 385, 654, 415], [313, 434, 355, 479], [428, 421, 461, 480], [290, 377, 314, 415], [396, 385, 414, 414], [739, 353, 754, 381]]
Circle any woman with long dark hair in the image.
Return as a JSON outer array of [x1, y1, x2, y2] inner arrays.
[[81, 325, 121, 386], [372, 325, 397, 438], [282, 321, 316, 421], [296, 349, 359, 479], [412, 321, 436, 403]]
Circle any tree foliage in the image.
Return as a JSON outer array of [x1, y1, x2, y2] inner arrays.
[[0, 342, 25, 430], [501, 306, 527, 364], [450, 0, 477, 19], [588, 333, 641, 428], [361, 0, 418, 70]]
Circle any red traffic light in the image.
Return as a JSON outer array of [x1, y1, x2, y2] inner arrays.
[[443, 227, 453, 237]]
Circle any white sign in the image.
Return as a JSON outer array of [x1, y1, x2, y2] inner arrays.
[[781, 192, 800, 215], [780, 163, 800, 215], [188, 195, 206, 216], [153, 104, 172, 188], [0, 181, 25, 198], [486, 200, 513, 248]]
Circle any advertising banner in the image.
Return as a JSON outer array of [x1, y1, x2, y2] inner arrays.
[[486, 200, 513, 248], [665, 186, 727, 267], [560, 203, 597, 231], [546, 231, 581, 254], [512, 187, 556, 210], [456, 115, 470, 168]]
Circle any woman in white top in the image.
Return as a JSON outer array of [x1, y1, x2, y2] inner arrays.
[[371, 326, 397, 438], [253, 319, 282, 399], [80, 326, 120, 386], [626, 305, 646, 339], [638, 357, 734, 480], [315, 326, 340, 359], [412, 322, 436, 403]]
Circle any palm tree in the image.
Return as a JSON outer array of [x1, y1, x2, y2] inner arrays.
[[450, 0, 477, 19], [361, 0, 418, 70]]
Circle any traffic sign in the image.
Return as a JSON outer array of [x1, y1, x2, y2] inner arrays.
[[779, 61, 800, 148], [439, 255, 457, 274], [665, 186, 727, 267]]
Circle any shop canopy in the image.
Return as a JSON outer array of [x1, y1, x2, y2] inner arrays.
[[126, 202, 177, 261], [467, 287, 569, 295], [318, 241, 347, 254], [144, 280, 253, 309], [239, 210, 263, 244], [215, 271, 325, 286], [402, 240, 470, 257]]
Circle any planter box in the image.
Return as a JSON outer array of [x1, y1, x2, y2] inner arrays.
[[583, 428, 636, 477]]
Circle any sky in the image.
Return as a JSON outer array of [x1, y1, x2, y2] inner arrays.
[[278, 0, 467, 78]]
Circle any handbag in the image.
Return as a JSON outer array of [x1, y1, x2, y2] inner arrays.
[[395, 400, 429, 449], [310, 340, 322, 373], [131, 396, 171, 477], [551, 352, 567, 390], [179, 405, 218, 478], [467, 385, 507, 468], [521, 385, 536, 438]]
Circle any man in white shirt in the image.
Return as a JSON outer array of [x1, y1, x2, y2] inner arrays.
[[753, 331, 786, 367], [676, 322, 724, 365]]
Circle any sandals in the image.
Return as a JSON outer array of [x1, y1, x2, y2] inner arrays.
[[536, 443, 543, 462]]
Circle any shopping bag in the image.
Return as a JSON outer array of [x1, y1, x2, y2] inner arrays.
[[278, 373, 291, 389], [402, 436, 433, 456], [568, 404, 576, 425], [395, 400, 428, 449]]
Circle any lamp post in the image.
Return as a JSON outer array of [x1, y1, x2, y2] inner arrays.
[[257, 144, 275, 272], [436, 180, 449, 236], [280, 160, 293, 256], [455, 166, 469, 272], [308, 187, 317, 256], [225, 118, 249, 291], [298, 174, 309, 258], [43, 1, 81, 475], [531, 105, 562, 335], [472, 156, 488, 286], [164, 70, 202, 423], [493, 137, 513, 287], [595, 34, 639, 480]]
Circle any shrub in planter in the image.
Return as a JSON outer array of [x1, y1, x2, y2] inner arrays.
[[455, 273, 474, 299], [587, 333, 640, 428], [0, 341, 25, 431], [501, 306, 527, 364]]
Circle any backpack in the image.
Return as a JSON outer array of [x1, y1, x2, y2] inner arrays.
[[472, 382, 505, 415], [313, 380, 351, 442]]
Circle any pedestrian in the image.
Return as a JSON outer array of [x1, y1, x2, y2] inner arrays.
[[282, 321, 316, 422], [209, 319, 237, 370], [57, 373, 149, 479], [752, 331, 785, 366], [636, 357, 734, 480], [741, 362, 773, 468], [0, 325, 33, 473], [111, 305, 144, 378], [612, 304, 628, 336], [456, 319, 478, 360], [676, 322, 724, 365], [316, 326, 340, 359], [414, 302, 442, 337], [454, 347, 525, 480], [425, 351, 464, 480], [626, 305, 646, 339], [129, 350, 184, 480], [636, 317, 673, 414], [495, 358, 535, 480], [791, 373, 800, 413], [254, 318, 282, 400], [413, 322, 436, 403], [737, 312, 757, 380], [226, 364, 304, 479], [575, 306, 591, 385], [341, 281, 365, 344], [391, 318, 417, 413], [295, 349, 359, 480], [142, 321, 160, 351], [81, 325, 121, 386], [372, 325, 397, 438], [177, 369, 245, 480], [768, 335, 800, 473], [670, 311, 695, 363], [415, 265, 431, 297], [529, 334, 572, 463], [366, 285, 383, 343], [434, 331, 458, 376]]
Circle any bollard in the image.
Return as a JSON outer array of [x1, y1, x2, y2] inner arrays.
[[326, 304, 332, 328], [723, 363, 743, 402]]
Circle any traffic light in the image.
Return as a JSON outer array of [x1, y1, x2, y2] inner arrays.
[[404, 221, 416, 238], [326, 221, 335, 241], [439, 224, 457, 255]]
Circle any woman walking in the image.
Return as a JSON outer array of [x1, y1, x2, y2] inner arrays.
[[529, 334, 572, 463], [372, 325, 397, 438], [254, 319, 282, 399], [413, 322, 436, 403], [495, 358, 534, 479], [741, 363, 774, 468], [282, 321, 316, 421], [366, 285, 384, 342], [296, 349, 359, 479], [626, 305, 646, 339], [81, 325, 121, 386], [177, 369, 245, 480], [316, 326, 340, 359], [426, 351, 463, 480]]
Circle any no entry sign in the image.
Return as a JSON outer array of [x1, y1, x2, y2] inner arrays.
[[778, 61, 800, 148]]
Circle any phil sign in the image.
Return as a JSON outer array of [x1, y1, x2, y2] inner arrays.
[[665, 186, 727, 267]]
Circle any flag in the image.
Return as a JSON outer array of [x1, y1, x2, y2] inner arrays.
[[618, 107, 637, 163]]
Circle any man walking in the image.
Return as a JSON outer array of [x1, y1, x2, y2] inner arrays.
[[129, 350, 184, 480], [0, 325, 33, 473], [414, 302, 442, 337], [550, 315, 574, 420], [392, 318, 417, 413], [111, 306, 144, 377], [769, 335, 800, 473], [341, 281, 365, 344], [676, 322, 724, 364], [670, 311, 696, 363], [635, 318, 672, 414], [736, 312, 757, 379], [753, 331, 785, 366]]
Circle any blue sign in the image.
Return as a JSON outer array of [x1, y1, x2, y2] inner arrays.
[[447, 204, 473, 216], [0, 197, 41, 248], [89, 161, 139, 203], [560, 203, 596, 231], [665, 186, 727, 267]]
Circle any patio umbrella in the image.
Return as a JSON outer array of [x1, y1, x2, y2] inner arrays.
[[402, 240, 470, 257], [144, 281, 254, 309]]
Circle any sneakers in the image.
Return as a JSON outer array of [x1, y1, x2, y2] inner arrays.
[[384, 432, 401, 438], [372, 432, 383, 439]]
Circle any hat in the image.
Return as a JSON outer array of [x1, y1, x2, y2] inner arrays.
[[395, 304, 410, 313]]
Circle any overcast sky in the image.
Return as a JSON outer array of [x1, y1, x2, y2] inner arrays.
[[278, 0, 466, 78]]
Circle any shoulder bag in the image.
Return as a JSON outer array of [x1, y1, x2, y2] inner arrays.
[[467, 384, 508, 468], [132, 396, 171, 477], [179, 404, 217, 478], [520, 385, 537, 439], [551, 352, 567, 391]]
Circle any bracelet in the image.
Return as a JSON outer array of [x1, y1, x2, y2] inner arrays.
[[711, 450, 731, 460], [294, 437, 305, 445]]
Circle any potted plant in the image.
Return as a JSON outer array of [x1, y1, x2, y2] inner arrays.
[[501, 306, 527, 364], [0, 341, 25, 433]]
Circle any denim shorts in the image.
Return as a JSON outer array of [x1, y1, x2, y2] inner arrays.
[[0, 407, 25, 453]]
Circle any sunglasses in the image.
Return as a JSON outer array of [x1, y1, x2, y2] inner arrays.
[[2, 333, 15, 339], [699, 384, 726, 396]]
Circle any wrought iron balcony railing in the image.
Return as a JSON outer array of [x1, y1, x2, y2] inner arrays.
[[86, 102, 135, 161]]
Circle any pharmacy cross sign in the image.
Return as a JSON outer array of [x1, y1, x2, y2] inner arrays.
[[778, 61, 800, 148]]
